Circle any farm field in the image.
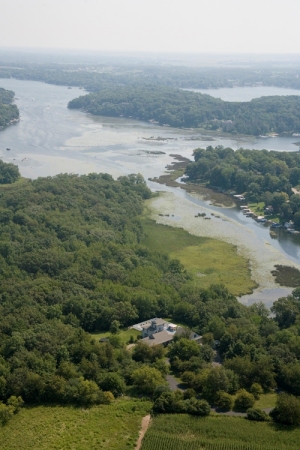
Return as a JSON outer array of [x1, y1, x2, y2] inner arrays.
[[0, 399, 151, 450], [141, 216, 256, 296], [141, 414, 300, 450]]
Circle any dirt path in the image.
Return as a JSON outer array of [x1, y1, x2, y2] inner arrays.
[[135, 414, 151, 450]]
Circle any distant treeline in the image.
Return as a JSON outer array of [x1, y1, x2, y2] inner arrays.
[[68, 85, 300, 136], [0, 88, 19, 128], [185, 145, 300, 227], [1, 64, 300, 90]]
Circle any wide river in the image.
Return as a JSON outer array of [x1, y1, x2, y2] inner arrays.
[[1, 78, 300, 306]]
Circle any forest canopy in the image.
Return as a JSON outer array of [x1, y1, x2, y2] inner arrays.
[[0, 170, 299, 417], [0, 88, 19, 128], [68, 85, 300, 136], [185, 146, 300, 228]]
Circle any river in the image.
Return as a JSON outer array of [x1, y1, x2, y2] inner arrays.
[[0, 78, 300, 306]]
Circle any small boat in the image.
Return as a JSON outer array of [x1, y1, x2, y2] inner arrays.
[[270, 223, 281, 228], [256, 216, 267, 222], [6, 148, 10, 151]]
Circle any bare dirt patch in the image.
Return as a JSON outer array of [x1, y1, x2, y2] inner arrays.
[[135, 414, 151, 450]]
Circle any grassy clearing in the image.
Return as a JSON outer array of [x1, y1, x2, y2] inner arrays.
[[90, 328, 141, 344], [141, 217, 256, 296], [141, 414, 300, 450], [248, 202, 279, 222], [254, 393, 277, 410], [0, 398, 151, 450]]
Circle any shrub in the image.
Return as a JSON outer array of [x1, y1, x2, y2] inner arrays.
[[183, 388, 196, 400], [187, 398, 210, 416], [216, 391, 234, 411], [234, 389, 255, 411], [271, 393, 300, 426], [246, 408, 270, 422], [250, 383, 263, 400]]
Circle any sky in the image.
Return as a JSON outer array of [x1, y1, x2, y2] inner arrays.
[[1, 0, 300, 54]]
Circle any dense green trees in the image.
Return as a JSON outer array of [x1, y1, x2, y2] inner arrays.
[[185, 145, 300, 227], [0, 172, 189, 405], [0, 167, 299, 417], [68, 85, 300, 136], [0, 88, 19, 128]]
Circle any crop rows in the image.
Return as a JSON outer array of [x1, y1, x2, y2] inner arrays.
[[141, 433, 286, 450]]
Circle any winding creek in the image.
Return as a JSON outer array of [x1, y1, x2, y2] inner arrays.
[[1, 78, 300, 306]]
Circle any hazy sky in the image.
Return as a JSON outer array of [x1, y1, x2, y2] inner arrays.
[[1, 0, 300, 54]]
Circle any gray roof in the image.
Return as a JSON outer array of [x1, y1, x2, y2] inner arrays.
[[142, 318, 166, 330], [141, 330, 174, 347], [175, 327, 201, 341]]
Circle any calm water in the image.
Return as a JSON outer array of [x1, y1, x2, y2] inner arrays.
[[184, 86, 300, 102], [0, 78, 299, 304]]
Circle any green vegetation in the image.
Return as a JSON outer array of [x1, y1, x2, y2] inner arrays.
[[0, 87, 19, 128], [141, 414, 300, 450], [68, 85, 300, 135], [0, 398, 151, 450], [141, 217, 256, 296], [91, 328, 141, 344], [3, 61, 300, 92], [254, 393, 277, 410], [0, 159, 20, 184], [0, 164, 299, 446], [185, 145, 300, 228]]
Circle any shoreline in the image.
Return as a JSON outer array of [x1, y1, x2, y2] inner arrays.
[[146, 190, 300, 306]]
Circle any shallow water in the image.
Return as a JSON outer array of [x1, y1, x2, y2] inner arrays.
[[0, 78, 300, 304]]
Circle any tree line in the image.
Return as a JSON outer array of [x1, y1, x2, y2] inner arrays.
[[0, 88, 19, 129], [2, 63, 300, 91], [68, 85, 300, 136]]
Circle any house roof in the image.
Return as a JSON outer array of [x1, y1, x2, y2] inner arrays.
[[141, 330, 174, 347], [175, 327, 202, 341], [142, 318, 165, 329]]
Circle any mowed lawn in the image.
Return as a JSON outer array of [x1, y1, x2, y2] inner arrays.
[[141, 414, 300, 450], [0, 399, 151, 450], [90, 328, 141, 344], [141, 218, 256, 296]]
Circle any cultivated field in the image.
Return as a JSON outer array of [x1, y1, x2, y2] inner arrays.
[[141, 414, 300, 450]]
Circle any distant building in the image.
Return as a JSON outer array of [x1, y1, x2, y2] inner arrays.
[[130, 317, 201, 347]]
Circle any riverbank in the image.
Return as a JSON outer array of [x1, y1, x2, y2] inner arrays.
[[146, 191, 300, 305]]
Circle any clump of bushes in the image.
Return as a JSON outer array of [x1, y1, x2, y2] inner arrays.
[[153, 389, 210, 416], [0, 396, 24, 426], [246, 408, 270, 422]]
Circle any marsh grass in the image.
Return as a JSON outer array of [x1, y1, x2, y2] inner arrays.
[[0, 399, 151, 450], [141, 217, 256, 296]]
